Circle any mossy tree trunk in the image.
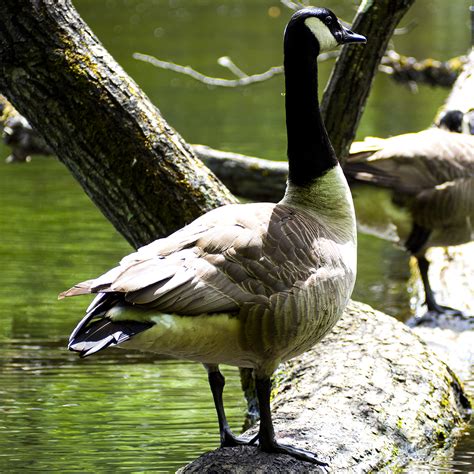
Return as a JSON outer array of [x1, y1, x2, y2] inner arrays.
[[0, 0, 237, 249]]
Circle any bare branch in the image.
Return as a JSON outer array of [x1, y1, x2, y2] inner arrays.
[[133, 52, 283, 87], [133, 51, 337, 87], [217, 56, 248, 78], [134, 50, 463, 90]]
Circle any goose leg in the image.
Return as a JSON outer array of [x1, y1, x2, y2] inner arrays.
[[255, 376, 328, 466], [416, 255, 464, 316], [206, 366, 258, 447]]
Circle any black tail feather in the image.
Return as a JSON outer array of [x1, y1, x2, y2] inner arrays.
[[68, 292, 153, 358], [69, 318, 154, 358], [68, 292, 121, 345]]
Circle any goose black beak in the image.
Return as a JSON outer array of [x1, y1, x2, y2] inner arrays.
[[339, 25, 366, 45]]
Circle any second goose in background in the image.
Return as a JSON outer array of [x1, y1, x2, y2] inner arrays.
[[345, 125, 474, 318]]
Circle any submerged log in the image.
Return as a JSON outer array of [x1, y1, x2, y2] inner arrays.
[[192, 145, 287, 201], [179, 301, 471, 473]]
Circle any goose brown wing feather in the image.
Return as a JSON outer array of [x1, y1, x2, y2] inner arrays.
[[411, 176, 474, 229], [60, 203, 329, 316], [345, 129, 474, 193]]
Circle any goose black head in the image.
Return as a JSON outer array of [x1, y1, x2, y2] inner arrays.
[[285, 7, 366, 55], [439, 110, 464, 133], [439, 109, 474, 135]]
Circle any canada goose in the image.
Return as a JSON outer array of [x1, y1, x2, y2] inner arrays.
[[345, 125, 474, 317], [61, 8, 365, 465], [0, 95, 52, 163]]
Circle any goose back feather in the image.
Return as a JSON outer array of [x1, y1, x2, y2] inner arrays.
[[63, 196, 356, 366], [345, 128, 474, 250]]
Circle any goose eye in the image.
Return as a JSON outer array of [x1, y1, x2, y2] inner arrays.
[[324, 16, 332, 26]]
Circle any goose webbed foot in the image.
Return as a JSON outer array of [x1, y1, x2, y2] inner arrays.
[[422, 285, 467, 322], [260, 439, 328, 466], [414, 254, 467, 322], [256, 375, 328, 466], [425, 302, 466, 317], [408, 301, 469, 327], [220, 429, 259, 448]]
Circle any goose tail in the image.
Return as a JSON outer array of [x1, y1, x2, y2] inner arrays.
[[68, 317, 153, 358], [68, 293, 153, 358]]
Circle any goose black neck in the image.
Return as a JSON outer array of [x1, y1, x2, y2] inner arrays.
[[284, 27, 338, 187]]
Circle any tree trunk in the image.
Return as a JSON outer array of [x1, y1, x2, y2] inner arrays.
[[321, 0, 415, 162], [0, 0, 236, 249], [192, 145, 288, 202], [435, 49, 474, 118]]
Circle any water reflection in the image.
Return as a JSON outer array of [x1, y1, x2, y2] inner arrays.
[[0, 340, 246, 472], [0, 159, 241, 472]]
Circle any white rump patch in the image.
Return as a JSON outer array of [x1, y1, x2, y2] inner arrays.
[[304, 17, 338, 52]]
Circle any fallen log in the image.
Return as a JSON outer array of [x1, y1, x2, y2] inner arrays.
[[179, 301, 471, 473], [192, 144, 287, 201]]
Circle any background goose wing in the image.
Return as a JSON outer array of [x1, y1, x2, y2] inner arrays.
[[411, 176, 474, 229], [345, 129, 474, 193]]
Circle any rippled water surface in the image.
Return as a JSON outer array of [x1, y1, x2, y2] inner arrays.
[[0, 161, 247, 472], [0, 0, 473, 472]]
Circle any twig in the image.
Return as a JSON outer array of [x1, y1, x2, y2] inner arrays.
[[134, 49, 464, 90], [217, 56, 248, 79], [133, 52, 338, 88], [133, 52, 283, 87]]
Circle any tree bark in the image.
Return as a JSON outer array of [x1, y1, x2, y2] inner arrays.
[[435, 49, 474, 119], [321, 0, 415, 162], [0, 0, 236, 249]]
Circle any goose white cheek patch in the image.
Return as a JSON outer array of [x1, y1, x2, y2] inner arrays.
[[304, 17, 338, 52]]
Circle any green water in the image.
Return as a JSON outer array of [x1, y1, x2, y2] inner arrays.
[[0, 0, 473, 472]]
